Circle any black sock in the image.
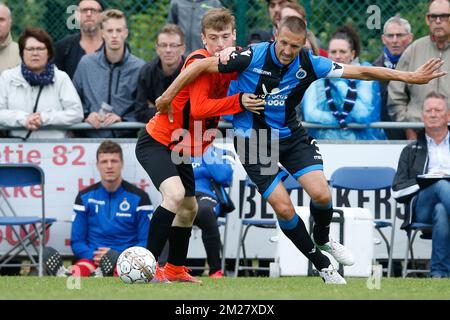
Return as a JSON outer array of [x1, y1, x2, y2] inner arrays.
[[279, 215, 330, 270], [146, 206, 176, 260], [310, 201, 333, 246], [203, 234, 222, 274], [167, 226, 192, 266]]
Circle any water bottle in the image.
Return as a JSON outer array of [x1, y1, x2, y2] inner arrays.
[[99, 102, 113, 122]]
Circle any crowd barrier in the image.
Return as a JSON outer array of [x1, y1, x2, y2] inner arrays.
[[1, 121, 445, 132]]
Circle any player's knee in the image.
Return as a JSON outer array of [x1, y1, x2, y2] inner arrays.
[[435, 179, 450, 194], [310, 192, 332, 207], [162, 189, 186, 210], [179, 200, 198, 223], [188, 201, 199, 218], [272, 201, 296, 220]]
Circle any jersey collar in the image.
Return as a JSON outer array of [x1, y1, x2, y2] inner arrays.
[[100, 180, 124, 195], [270, 42, 285, 68]]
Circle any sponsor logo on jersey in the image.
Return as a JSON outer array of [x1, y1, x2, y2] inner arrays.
[[257, 84, 290, 107], [88, 198, 105, 205], [116, 212, 132, 218], [252, 68, 272, 76]]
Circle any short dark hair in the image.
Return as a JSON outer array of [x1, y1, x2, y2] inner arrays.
[[330, 25, 361, 58], [18, 28, 54, 61], [157, 24, 185, 45], [201, 8, 235, 34], [78, 0, 105, 11], [278, 15, 307, 36], [96, 140, 123, 161]]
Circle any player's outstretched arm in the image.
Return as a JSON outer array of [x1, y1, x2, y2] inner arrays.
[[156, 57, 220, 112], [342, 58, 447, 84]]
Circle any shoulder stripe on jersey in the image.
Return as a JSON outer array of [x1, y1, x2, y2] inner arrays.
[[137, 205, 154, 212], [87, 198, 105, 205], [73, 204, 85, 211]]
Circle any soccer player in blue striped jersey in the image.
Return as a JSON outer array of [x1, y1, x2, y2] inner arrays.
[[156, 16, 446, 284]]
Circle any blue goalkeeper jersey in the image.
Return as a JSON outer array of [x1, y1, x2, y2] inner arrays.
[[71, 180, 153, 260], [220, 42, 344, 139]]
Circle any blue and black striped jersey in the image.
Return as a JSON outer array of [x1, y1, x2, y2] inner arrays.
[[219, 42, 344, 139]]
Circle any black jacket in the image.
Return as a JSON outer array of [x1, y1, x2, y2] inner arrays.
[[392, 131, 429, 203], [134, 56, 185, 123], [54, 34, 84, 79], [392, 129, 450, 203]]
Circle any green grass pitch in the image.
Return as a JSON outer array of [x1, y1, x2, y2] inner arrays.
[[1, 276, 449, 300]]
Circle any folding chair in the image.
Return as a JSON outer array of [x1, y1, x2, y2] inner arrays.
[[329, 166, 396, 276], [400, 195, 432, 278], [0, 164, 56, 276]]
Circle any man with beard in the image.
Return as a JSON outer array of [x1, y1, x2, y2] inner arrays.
[[55, 0, 105, 79]]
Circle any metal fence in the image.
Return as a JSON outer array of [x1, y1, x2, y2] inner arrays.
[[7, 0, 430, 62]]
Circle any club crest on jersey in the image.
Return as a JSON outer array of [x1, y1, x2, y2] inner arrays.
[[296, 68, 307, 80], [119, 198, 131, 212]]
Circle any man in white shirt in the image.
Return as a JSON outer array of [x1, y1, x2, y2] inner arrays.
[[393, 91, 450, 278]]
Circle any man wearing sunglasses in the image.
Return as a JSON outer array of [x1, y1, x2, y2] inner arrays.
[[388, 0, 450, 140]]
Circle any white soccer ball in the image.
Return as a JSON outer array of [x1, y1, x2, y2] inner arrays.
[[117, 246, 157, 284]]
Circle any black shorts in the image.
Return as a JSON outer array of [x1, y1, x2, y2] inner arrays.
[[234, 129, 323, 199], [135, 131, 195, 197]]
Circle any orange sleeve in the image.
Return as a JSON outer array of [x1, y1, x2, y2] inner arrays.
[[188, 73, 243, 120]]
